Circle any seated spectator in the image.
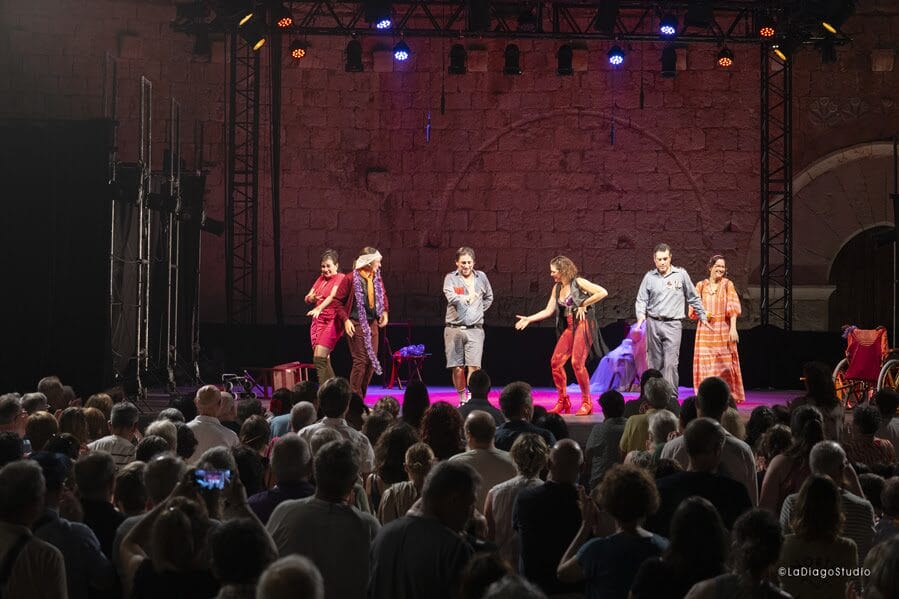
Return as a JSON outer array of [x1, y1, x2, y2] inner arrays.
[[232, 444, 267, 498], [859, 473, 886, 518], [483, 575, 547, 599], [745, 405, 777, 452], [0, 432, 24, 467], [494, 382, 555, 451], [346, 393, 370, 431], [210, 518, 278, 599], [631, 497, 728, 599], [31, 451, 117, 599], [873, 388, 899, 450], [378, 442, 435, 524], [780, 475, 858, 599], [585, 390, 627, 489], [25, 411, 58, 453], [780, 440, 875, 562], [373, 396, 401, 419], [400, 380, 430, 430], [114, 460, 148, 517], [0, 460, 68, 598], [661, 376, 758, 506], [647, 418, 752, 536], [366, 421, 419, 514], [759, 405, 824, 513], [624, 369, 681, 417], [145, 419, 178, 453], [450, 411, 517, 509], [135, 435, 170, 463], [298, 378, 375, 474], [83, 407, 110, 443], [248, 433, 314, 524], [290, 381, 320, 416], [514, 439, 583, 595], [790, 361, 845, 441], [0, 394, 27, 438], [239, 415, 271, 455], [44, 432, 80, 460], [84, 393, 114, 420], [187, 385, 240, 463], [534, 412, 569, 441], [874, 477, 899, 546], [420, 401, 466, 461], [37, 375, 66, 412], [158, 407, 186, 423], [289, 401, 317, 433], [847, 404, 896, 467], [236, 398, 265, 426], [653, 458, 684, 480], [21, 392, 49, 415], [362, 409, 394, 448], [459, 552, 512, 599], [256, 555, 324, 599], [720, 407, 746, 440], [88, 401, 139, 469], [267, 388, 296, 437], [174, 421, 198, 461], [755, 424, 792, 489], [557, 463, 667, 598], [267, 439, 380, 599], [626, 409, 677, 466], [59, 406, 89, 446], [675, 396, 697, 436], [458, 370, 506, 426], [685, 509, 791, 599], [485, 433, 548, 571], [620, 378, 675, 454], [369, 461, 479, 599], [75, 451, 124, 558]]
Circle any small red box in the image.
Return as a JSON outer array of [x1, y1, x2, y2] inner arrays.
[[273, 362, 304, 389]]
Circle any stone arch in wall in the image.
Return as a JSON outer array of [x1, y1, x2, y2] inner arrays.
[[744, 141, 897, 330]]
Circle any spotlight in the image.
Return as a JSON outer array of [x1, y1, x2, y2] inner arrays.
[[503, 44, 521, 75], [595, 0, 620, 34], [345, 39, 364, 72], [607, 45, 624, 66], [273, 3, 293, 28], [290, 40, 307, 60], [363, 0, 392, 28], [238, 15, 266, 51], [376, 18, 392, 30], [448, 44, 467, 75], [717, 47, 734, 68], [821, 0, 855, 35], [758, 15, 776, 38], [772, 36, 801, 62], [660, 47, 677, 78], [659, 14, 677, 37], [557, 44, 573, 75], [393, 39, 410, 62]]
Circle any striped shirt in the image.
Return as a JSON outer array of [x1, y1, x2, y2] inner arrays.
[[780, 489, 876, 562], [846, 436, 896, 467], [87, 435, 135, 470]]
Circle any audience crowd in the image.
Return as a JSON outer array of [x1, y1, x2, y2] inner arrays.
[[0, 367, 898, 599]]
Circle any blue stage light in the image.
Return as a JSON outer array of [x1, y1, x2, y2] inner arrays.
[[659, 14, 677, 37], [376, 18, 392, 29], [394, 40, 410, 61], [608, 45, 624, 66]]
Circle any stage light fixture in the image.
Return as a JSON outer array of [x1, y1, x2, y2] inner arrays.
[[557, 44, 573, 75], [449, 44, 467, 74], [289, 39, 307, 60], [772, 36, 802, 62], [660, 47, 677, 78], [821, 0, 855, 35], [504, 44, 521, 75], [659, 14, 677, 37], [364, 0, 392, 29], [393, 39, 410, 62], [717, 47, 734, 68], [607, 45, 624, 66], [274, 3, 294, 28], [376, 17, 392, 29], [238, 15, 266, 50], [595, 0, 620, 34], [758, 15, 776, 38], [345, 39, 364, 72]]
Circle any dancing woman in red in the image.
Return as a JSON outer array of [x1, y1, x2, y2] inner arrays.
[[305, 249, 346, 384], [515, 256, 609, 415]]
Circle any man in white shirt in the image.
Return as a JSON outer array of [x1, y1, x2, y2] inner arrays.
[[449, 410, 516, 510], [660, 376, 758, 505], [186, 385, 239, 463], [298, 378, 374, 474], [87, 402, 139, 470]]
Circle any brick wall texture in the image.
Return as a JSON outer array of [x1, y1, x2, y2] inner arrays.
[[1, 0, 898, 327]]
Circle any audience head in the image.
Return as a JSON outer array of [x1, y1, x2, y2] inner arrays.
[[145, 419, 177, 452], [136, 435, 170, 462], [58, 407, 88, 444], [464, 410, 496, 449], [37, 376, 65, 411], [758, 424, 792, 464], [362, 409, 394, 447], [83, 407, 109, 441], [158, 407, 186, 423], [0, 460, 46, 525], [596, 463, 660, 526], [174, 422, 198, 460], [772, 403, 791, 425], [468, 370, 491, 399], [421, 461, 480, 532], [861, 537, 899, 599], [30, 451, 70, 499], [43, 432, 80, 460], [809, 440, 848, 482], [308, 427, 342, 457], [291, 381, 319, 410], [802, 361, 839, 409], [318, 377, 352, 419], [256, 555, 324, 599], [199, 445, 239, 473], [25, 411, 58, 452], [696, 377, 731, 421], [665, 496, 728, 577], [534, 413, 568, 441], [645, 377, 674, 410], [314, 440, 359, 502], [648, 409, 678, 445], [745, 406, 776, 450], [639, 369, 663, 398], [509, 433, 549, 479], [720, 407, 745, 440], [499, 382, 533, 420], [420, 401, 465, 461], [859, 473, 886, 516], [731, 509, 784, 582], [239, 415, 271, 452], [236, 398, 264, 425], [114, 461, 147, 515], [290, 401, 317, 433], [787, 404, 825, 461], [483, 576, 547, 599], [678, 396, 698, 431], [852, 404, 882, 436], [403, 442, 435, 486], [218, 392, 237, 422], [144, 453, 187, 505], [270, 388, 294, 417], [150, 496, 212, 572], [374, 421, 419, 485], [873, 388, 899, 422], [372, 396, 400, 419], [211, 518, 278, 586], [548, 439, 583, 485], [598, 390, 625, 419], [683, 418, 726, 471], [270, 433, 311, 485], [21, 392, 48, 415], [626, 450, 655, 470], [84, 393, 113, 419], [791, 474, 844, 542], [195, 385, 223, 417], [346, 393, 369, 431], [231, 445, 266, 497], [530, 405, 547, 424], [107, 401, 138, 436], [401, 380, 430, 428], [459, 552, 512, 599], [74, 451, 116, 501], [653, 458, 684, 480]]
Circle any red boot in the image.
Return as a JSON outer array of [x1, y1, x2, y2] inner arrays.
[[575, 396, 593, 416], [548, 395, 571, 414]]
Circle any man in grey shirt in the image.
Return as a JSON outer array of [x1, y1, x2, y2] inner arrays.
[[444, 246, 494, 404], [635, 243, 707, 390]]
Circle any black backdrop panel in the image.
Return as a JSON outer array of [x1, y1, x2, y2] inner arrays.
[[0, 119, 112, 396]]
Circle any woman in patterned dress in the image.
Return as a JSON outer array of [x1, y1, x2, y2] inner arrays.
[[305, 248, 346, 384], [691, 255, 745, 403]]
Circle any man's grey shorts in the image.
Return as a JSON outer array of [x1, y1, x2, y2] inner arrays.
[[444, 326, 485, 368]]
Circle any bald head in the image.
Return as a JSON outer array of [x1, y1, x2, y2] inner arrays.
[[195, 385, 222, 416], [548, 439, 583, 484], [464, 411, 496, 449]]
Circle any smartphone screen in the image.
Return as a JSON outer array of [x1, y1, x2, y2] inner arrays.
[[194, 469, 231, 490]]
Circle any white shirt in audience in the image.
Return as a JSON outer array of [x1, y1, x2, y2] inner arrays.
[[186, 415, 239, 463]]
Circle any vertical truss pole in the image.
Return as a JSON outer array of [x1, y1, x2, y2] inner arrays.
[[166, 98, 182, 392], [138, 76, 153, 402], [760, 47, 793, 330], [226, 32, 261, 325]]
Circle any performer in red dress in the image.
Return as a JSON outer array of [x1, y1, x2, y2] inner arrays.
[[515, 256, 609, 415], [305, 249, 346, 384]]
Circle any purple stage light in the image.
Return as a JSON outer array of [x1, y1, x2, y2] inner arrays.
[[376, 18, 392, 29]]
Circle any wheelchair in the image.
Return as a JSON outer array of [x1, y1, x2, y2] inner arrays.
[[832, 326, 899, 408]]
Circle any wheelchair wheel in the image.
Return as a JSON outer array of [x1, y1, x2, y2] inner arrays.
[[833, 358, 870, 409], [877, 359, 899, 392]]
